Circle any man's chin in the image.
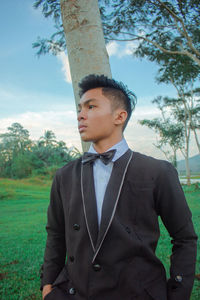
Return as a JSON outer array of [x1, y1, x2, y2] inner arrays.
[[80, 135, 92, 142]]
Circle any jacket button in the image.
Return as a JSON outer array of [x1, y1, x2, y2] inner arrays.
[[125, 226, 131, 234], [93, 263, 101, 271], [73, 224, 80, 230], [175, 275, 182, 282], [69, 256, 75, 262], [69, 287, 76, 295]]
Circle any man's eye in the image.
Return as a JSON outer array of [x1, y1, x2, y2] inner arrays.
[[89, 105, 95, 109]]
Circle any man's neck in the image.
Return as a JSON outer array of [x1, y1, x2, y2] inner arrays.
[[92, 136, 123, 153]]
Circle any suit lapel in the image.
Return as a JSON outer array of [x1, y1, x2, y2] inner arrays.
[[81, 162, 99, 252], [93, 149, 133, 262]]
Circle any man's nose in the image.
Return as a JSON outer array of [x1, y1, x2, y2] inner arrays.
[[77, 109, 86, 121]]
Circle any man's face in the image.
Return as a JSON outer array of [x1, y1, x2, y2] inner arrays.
[[77, 88, 118, 143]]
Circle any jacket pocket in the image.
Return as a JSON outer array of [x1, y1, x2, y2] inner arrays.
[[144, 278, 167, 300], [44, 287, 57, 300], [52, 265, 69, 287]]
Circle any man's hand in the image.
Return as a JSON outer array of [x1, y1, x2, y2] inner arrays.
[[42, 284, 53, 299]]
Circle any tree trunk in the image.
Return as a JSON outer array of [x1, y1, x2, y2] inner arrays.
[[173, 149, 177, 168], [172, 84, 192, 186], [60, 0, 112, 152], [193, 128, 200, 154], [185, 152, 191, 186], [184, 128, 191, 186], [180, 122, 191, 186]]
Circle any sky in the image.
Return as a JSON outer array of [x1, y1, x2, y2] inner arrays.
[[0, 0, 199, 159]]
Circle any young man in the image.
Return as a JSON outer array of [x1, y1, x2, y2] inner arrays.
[[41, 75, 197, 300]]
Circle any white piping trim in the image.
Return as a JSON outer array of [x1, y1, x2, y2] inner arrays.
[[81, 164, 95, 252], [92, 152, 133, 263]]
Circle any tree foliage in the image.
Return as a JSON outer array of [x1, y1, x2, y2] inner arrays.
[[33, 0, 200, 69], [139, 87, 200, 184], [156, 56, 200, 157], [139, 96, 185, 167], [33, 0, 65, 55], [0, 123, 80, 179], [100, 0, 200, 67]]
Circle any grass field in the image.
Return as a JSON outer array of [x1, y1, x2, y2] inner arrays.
[[0, 178, 199, 300]]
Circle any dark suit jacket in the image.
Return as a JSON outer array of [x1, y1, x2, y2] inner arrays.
[[41, 150, 197, 300]]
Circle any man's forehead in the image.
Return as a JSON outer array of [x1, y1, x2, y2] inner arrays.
[[78, 97, 98, 106], [78, 88, 104, 105]]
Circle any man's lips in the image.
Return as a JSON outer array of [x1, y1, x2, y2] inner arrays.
[[78, 125, 87, 132]]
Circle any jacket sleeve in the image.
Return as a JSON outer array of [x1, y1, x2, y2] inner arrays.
[[40, 171, 66, 290], [155, 162, 198, 300]]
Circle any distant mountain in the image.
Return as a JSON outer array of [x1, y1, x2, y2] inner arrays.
[[177, 154, 200, 174]]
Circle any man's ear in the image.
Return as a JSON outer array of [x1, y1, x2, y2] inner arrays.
[[114, 109, 128, 126]]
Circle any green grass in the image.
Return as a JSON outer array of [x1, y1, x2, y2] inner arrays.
[[0, 178, 51, 300], [0, 179, 199, 299]]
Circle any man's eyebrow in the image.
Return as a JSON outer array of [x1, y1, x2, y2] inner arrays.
[[78, 98, 97, 108]]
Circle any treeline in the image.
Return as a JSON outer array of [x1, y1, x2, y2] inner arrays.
[[0, 123, 81, 179]]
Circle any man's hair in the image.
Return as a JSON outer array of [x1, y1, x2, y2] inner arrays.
[[79, 74, 137, 129]]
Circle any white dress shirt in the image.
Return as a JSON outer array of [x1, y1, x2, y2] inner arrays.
[[88, 138, 129, 225]]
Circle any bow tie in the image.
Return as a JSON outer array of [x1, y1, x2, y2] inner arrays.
[[82, 149, 116, 165]]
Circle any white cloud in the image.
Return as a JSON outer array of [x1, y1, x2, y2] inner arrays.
[[57, 52, 72, 84], [0, 106, 160, 155], [0, 105, 198, 160], [125, 106, 198, 160], [106, 41, 119, 56], [124, 106, 163, 158], [106, 41, 138, 58], [132, 106, 161, 119], [0, 110, 81, 149], [119, 41, 136, 57]]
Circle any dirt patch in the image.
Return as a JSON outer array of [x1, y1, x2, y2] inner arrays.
[[195, 274, 200, 280], [24, 294, 38, 300], [2, 260, 19, 267], [0, 272, 8, 280]]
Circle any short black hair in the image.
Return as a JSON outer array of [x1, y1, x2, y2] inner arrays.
[[78, 74, 137, 129]]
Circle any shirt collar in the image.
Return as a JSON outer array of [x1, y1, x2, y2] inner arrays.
[[88, 138, 129, 162]]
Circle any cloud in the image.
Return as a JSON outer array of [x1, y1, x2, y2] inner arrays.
[[106, 41, 119, 56], [0, 105, 197, 159], [106, 41, 138, 58], [126, 106, 198, 159], [123, 106, 162, 158], [0, 105, 160, 153], [57, 52, 72, 83], [0, 109, 81, 149], [119, 41, 136, 57], [132, 106, 161, 118]]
